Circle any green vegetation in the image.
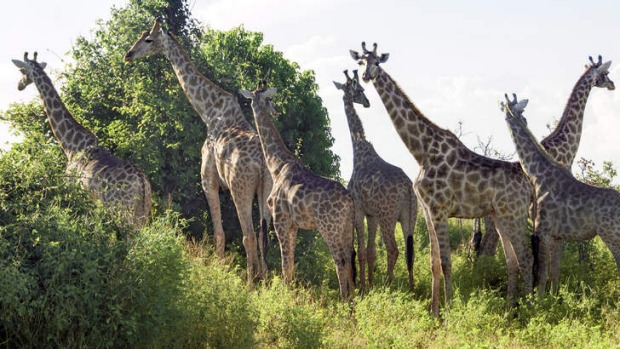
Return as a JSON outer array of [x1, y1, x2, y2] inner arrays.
[[1, 150, 618, 347], [1, 138, 618, 347]]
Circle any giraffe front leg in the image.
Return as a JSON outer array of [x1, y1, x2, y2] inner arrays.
[[201, 147, 225, 259], [354, 205, 367, 292], [324, 227, 356, 300], [421, 206, 442, 317], [380, 219, 398, 286], [548, 238, 563, 295], [366, 216, 378, 287], [535, 234, 552, 299], [495, 215, 533, 305], [231, 190, 261, 284], [433, 219, 453, 310], [478, 215, 499, 256], [274, 220, 297, 284]]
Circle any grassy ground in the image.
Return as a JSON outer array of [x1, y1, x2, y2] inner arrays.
[[2, 206, 619, 348], [187, 216, 620, 348]]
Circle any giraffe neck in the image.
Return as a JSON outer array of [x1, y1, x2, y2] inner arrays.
[[161, 33, 253, 133], [251, 102, 299, 176], [343, 97, 380, 167], [372, 68, 454, 165], [540, 70, 597, 168], [506, 115, 568, 191], [31, 67, 97, 159]]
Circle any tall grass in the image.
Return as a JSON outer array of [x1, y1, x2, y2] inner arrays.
[[1, 147, 618, 349]]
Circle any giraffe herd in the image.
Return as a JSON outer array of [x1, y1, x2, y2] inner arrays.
[[11, 18, 619, 316]]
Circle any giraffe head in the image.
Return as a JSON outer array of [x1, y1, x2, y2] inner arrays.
[[349, 42, 390, 82], [11, 52, 47, 91], [240, 82, 279, 116], [124, 18, 167, 62], [333, 70, 370, 107], [586, 55, 615, 90], [501, 93, 529, 125]]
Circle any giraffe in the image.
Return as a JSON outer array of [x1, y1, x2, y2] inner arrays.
[[239, 84, 356, 299], [501, 93, 620, 297], [351, 42, 534, 316], [477, 56, 615, 256], [124, 19, 272, 282], [333, 70, 417, 291], [12, 52, 151, 227]]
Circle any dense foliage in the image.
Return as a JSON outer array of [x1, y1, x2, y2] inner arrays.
[[1, 144, 618, 347]]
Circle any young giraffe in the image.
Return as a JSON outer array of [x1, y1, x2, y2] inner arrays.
[[12, 52, 151, 227], [125, 19, 271, 282], [501, 93, 620, 297], [351, 42, 534, 316], [333, 70, 417, 291], [478, 56, 615, 256], [239, 85, 356, 299]]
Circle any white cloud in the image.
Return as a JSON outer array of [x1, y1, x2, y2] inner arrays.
[[193, 0, 346, 32]]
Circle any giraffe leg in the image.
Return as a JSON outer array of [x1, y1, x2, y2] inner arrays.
[[366, 216, 378, 287], [353, 202, 367, 292], [598, 232, 620, 275], [380, 219, 398, 286], [434, 219, 453, 310], [201, 146, 225, 258], [230, 189, 261, 284], [548, 239, 564, 295], [495, 215, 533, 305], [478, 215, 499, 256], [535, 234, 552, 298], [274, 220, 297, 284], [321, 224, 355, 300], [421, 206, 443, 317]]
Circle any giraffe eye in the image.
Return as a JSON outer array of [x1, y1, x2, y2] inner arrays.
[[145, 38, 153, 43]]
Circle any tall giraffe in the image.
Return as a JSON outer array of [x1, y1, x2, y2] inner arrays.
[[12, 52, 151, 227], [478, 56, 615, 256], [239, 85, 356, 299], [351, 42, 534, 316], [125, 19, 271, 282], [501, 93, 620, 296], [333, 70, 417, 290]]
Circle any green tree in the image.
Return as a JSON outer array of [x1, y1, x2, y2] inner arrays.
[[5, 0, 340, 238], [576, 157, 619, 190]]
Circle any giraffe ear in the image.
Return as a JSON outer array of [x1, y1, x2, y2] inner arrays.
[[264, 87, 278, 98], [333, 81, 345, 90], [600, 61, 612, 71], [349, 50, 361, 61], [12, 59, 27, 68], [39, 62, 47, 70], [515, 99, 529, 111], [239, 89, 253, 100], [152, 18, 162, 32], [379, 53, 390, 63]]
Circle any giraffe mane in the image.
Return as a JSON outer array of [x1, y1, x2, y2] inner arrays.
[[381, 69, 464, 146], [166, 32, 236, 98], [503, 94, 574, 177]]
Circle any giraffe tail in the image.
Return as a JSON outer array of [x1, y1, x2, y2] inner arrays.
[[406, 186, 417, 279], [261, 218, 268, 252], [531, 234, 541, 287]]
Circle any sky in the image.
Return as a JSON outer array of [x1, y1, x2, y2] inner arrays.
[[2, 0, 620, 183]]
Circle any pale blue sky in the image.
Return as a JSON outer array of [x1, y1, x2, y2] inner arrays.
[[2, 0, 620, 182]]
